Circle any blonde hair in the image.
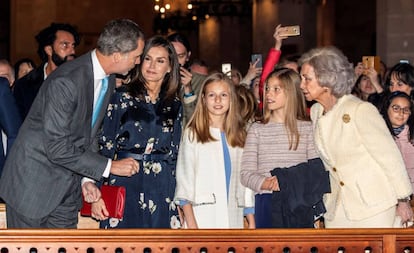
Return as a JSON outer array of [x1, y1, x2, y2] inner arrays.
[[262, 68, 309, 150], [235, 85, 258, 126], [187, 72, 246, 147]]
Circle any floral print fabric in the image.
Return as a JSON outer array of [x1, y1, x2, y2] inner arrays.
[[99, 90, 182, 228]]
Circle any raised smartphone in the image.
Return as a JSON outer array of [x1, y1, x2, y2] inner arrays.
[[251, 54, 263, 68], [221, 63, 231, 75], [362, 56, 381, 74], [280, 25, 300, 37]]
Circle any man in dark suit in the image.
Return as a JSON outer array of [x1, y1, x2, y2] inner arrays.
[[13, 23, 80, 119], [0, 19, 145, 228], [0, 77, 21, 175]]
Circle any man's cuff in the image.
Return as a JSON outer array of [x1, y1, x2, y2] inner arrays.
[[102, 159, 112, 178], [81, 177, 95, 186]]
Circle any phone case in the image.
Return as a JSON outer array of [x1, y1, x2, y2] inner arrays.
[[251, 54, 262, 68], [280, 26, 300, 37], [362, 56, 381, 74]]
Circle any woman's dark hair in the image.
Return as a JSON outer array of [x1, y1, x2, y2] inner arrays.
[[13, 58, 36, 80], [384, 62, 414, 92], [380, 91, 414, 143], [166, 33, 191, 53], [128, 36, 180, 103]]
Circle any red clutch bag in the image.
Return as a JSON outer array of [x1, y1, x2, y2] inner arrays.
[[80, 185, 126, 219]]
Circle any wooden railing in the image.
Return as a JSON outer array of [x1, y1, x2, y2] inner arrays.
[[0, 228, 413, 253]]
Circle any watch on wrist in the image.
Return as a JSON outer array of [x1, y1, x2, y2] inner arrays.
[[398, 196, 411, 203]]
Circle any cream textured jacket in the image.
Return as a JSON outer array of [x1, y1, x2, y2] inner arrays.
[[311, 95, 412, 221], [175, 127, 253, 228]]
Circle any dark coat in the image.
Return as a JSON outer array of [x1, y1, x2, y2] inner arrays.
[[270, 158, 330, 228], [0, 77, 21, 175], [13, 64, 45, 119]]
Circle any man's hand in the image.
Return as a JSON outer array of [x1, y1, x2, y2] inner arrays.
[[82, 181, 101, 203], [110, 158, 139, 177], [91, 198, 109, 220]]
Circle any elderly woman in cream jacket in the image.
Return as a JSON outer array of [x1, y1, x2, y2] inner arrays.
[[299, 46, 413, 228]]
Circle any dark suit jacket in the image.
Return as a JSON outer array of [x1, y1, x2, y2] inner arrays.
[[0, 52, 115, 219], [13, 64, 45, 119], [270, 158, 330, 228], [0, 77, 21, 175]]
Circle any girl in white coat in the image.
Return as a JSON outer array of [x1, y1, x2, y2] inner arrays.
[[175, 72, 255, 228]]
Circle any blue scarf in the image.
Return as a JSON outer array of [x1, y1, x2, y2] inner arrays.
[[393, 125, 405, 136]]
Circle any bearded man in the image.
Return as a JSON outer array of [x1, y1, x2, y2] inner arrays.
[[13, 23, 80, 119]]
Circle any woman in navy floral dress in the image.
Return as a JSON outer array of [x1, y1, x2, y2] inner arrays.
[[94, 36, 182, 228]]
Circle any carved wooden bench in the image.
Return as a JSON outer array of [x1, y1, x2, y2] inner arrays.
[[0, 228, 413, 253]]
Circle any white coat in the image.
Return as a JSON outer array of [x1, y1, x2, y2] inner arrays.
[[175, 127, 253, 228]]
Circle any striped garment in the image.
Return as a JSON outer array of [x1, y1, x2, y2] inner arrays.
[[240, 120, 318, 194]]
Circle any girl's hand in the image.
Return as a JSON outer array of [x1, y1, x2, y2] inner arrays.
[[273, 24, 289, 50], [261, 176, 280, 191]]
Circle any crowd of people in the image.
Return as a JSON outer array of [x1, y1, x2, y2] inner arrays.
[[0, 18, 413, 229]]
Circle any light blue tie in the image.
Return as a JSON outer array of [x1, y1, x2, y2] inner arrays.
[[92, 77, 108, 127]]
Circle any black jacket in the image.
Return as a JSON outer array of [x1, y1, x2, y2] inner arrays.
[[270, 158, 330, 228], [13, 64, 45, 119]]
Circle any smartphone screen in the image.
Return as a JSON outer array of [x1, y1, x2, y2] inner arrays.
[[221, 63, 231, 75], [251, 54, 262, 68]]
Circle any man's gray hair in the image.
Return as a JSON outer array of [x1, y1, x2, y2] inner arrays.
[[97, 19, 144, 55]]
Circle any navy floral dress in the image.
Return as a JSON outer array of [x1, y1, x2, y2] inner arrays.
[[98, 89, 182, 228]]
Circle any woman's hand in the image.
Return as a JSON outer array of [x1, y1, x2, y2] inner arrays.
[[396, 201, 414, 226], [365, 67, 383, 93], [242, 61, 262, 85], [180, 67, 193, 94], [355, 62, 364, 77]]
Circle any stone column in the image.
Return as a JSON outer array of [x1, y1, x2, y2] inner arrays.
[[377, 0, 414, 66]]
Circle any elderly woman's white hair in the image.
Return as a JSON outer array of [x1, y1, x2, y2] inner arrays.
[[298, 46, 355, 98]]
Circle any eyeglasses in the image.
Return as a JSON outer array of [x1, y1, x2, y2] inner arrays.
[[391, 104, 411, 115], [58, 41, 76, 50]]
